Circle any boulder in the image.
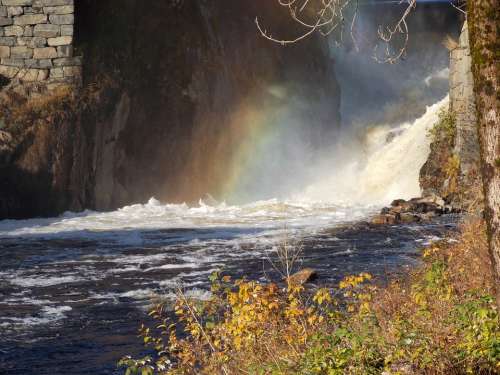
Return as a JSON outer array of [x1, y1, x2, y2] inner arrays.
[[372, 214, 399, 225], [399, 212, 421, 224], [373, 194, 458, 225], [391, 199, 407, 207], [287, 268, 317, 285]]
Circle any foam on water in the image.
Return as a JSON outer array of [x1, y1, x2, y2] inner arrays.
[[1, 305, 73, 329], [0, 198, 375, 243]]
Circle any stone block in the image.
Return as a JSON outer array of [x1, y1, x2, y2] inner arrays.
[[23, 25, 33, 36], [7, 6, 23, 17], [62, 65, 79, 77], [0, 7, 7, 17], [18, 68, 48, 81], [0, 63, 19, 78], [43, 5, 73, 14], [23, 6, 44, 14], [48, 13, 72, 25], [1, 57, 24, 67], [60, 24, 72, 36], [0, 36, 15, 45], [25, 57, 51, 68], [52, 55, 80, 66], [4, 25, 24, 36], [33, 23, 59, 37], [0, 27, 3, 37], [0, 17, 13, 26], [0, 45, 10, 58], [14, 13, 47, 25], [56, 44, 71, 57], [47, 35, 70, 46], [33, 46, 56, 58], [41, 0, 73, 5], [11, 45, 32, 58], [17, 36, 46, 47], [49, 66, 62, 78], [2, 1, 33, 6]]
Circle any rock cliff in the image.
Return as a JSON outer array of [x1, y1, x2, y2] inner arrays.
[[0, 0, 341, 219], [420, 22, 482, 210]]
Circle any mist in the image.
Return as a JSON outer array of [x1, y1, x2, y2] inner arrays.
[[223, 2, 463, 205]]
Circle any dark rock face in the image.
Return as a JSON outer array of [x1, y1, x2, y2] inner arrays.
[[0, 107, 98, 219], [0, 0, 341, 219], [419, 127, 455, 199]]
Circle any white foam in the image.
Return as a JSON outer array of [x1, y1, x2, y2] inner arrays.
[[120, 289, 157, 300], [8, 275, 90, 287], [301, 96, 449, 206], [0, 197, 370, 245], [0, 305, 72, 329]]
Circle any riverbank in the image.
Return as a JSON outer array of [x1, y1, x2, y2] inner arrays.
[[121, 217, 499, 374]]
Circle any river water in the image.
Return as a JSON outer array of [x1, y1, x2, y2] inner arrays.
[[0, 96, 454, 374], [0, 198, 458, 374]]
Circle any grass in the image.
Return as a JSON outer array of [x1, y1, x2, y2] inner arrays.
[[120, 218, 499, 374]]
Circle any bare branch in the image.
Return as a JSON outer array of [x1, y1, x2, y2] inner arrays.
[[373, 0, 415, 64], [256, 0, 458, 64]]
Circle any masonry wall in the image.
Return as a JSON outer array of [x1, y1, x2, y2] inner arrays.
[[449, 22, 480, 184], [0, 0, 80, 93]]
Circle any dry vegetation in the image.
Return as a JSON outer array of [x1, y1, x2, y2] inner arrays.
[[0, 76, 116, 139], [120, 219, 499, 375]]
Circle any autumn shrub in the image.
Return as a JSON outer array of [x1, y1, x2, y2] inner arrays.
[[120, 219, 499, 374], [444, 154, 461, 196], [427, 108, 456, 146]]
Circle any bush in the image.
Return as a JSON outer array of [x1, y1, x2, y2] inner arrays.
[[427, 108, 456, 145], [445, 154, 461, 195], [120, 219, 499, 374]]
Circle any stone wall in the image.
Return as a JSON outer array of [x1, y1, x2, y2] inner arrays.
[[420, 21, 482, 209], [0, 0, 80, 94], [449, 22, 480, 188]]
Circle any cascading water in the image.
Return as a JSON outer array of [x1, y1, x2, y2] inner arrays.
[[300, 95, 450, 205], [0, 94, 456, 374]]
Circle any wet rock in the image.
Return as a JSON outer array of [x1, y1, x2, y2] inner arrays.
[[391, 199, 407, 207], [372, 214, 399, 225], [399, 212, 421, 224], [287, 268, 317, 285], [373, 194, 460, 225]]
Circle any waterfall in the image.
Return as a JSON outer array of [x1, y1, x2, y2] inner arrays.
[[300, 95, 449, 205]]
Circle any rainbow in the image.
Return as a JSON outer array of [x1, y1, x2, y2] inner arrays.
[[162, 84, 315, 205]]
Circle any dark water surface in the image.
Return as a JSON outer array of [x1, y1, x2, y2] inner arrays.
[[0, 216, 458, 374]]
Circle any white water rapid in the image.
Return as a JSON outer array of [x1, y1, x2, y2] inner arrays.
[[0, 96, 449, 241]]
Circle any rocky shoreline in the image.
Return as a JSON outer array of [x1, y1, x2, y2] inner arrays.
[[371, 194, 461, 225]]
